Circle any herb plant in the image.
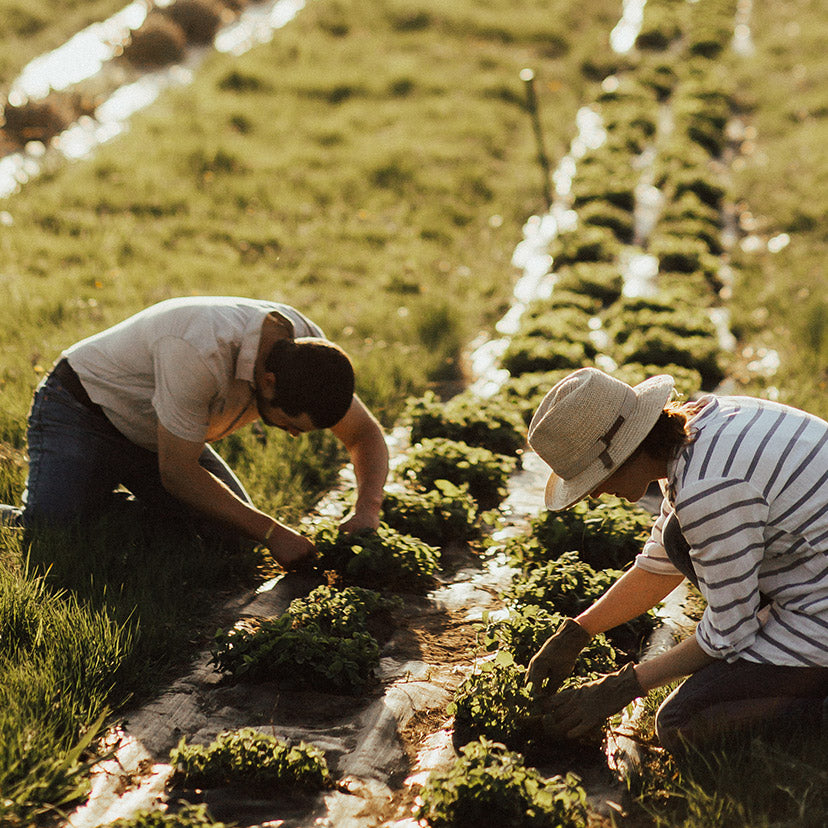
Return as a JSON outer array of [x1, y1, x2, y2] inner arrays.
[[404, 390, 526, 456], [415, 737, 588, 828], [396, 438, 515, 510], [312, 521, 440, 590], [381, 480, 479, 545], [169, 728, 331, 792], [210, 615, 380, 692], [506, 497, 653, 570]]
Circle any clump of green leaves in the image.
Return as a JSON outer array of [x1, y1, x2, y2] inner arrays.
[[396, 438, 515, 510], [505, 551, 619, 618], [209, 583, 397, 691], [169, 728, 331, 793], [312, 521, 440, 590], [404, 390, 526, 456], [449, 653, 534, 748], [506, 497, 653, 570], [210, 614, 379, 691], [103, 803, 227, 826], [477, 607, 619, 677], [415, 737, 588, 828], [284, 584, 401, 637], [381, 480, 479, 545]]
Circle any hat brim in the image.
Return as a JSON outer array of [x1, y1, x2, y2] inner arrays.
[[543, 374, 674, 511]]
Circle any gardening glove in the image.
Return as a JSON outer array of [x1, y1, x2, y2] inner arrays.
[[537, 662, 644, 740], [526, 617, 591, 696]]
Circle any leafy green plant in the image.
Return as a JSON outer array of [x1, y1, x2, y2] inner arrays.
[[285, 584, 401, 637], [415, 737, 588, 828], [500, 336, 593, 377], [449, 653, 534, 747], [103, 803, 227, 827], [477, 606, 618, 675], [506, 497, 653, 570], [381, 480, 479, 545], [552, 262, 624, 307], [210, 614, 380, 691], [312, 521, 440, 589], [396, 438, 515, 510], [404, 389, 526, 456], [169, 728, 331, 793], [208, 583, 392, 693], [614, 328, 725, 390], [505, 550, 619, 618]]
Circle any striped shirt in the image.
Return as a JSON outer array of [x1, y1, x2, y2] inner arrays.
[[635, 395, 828, 666]]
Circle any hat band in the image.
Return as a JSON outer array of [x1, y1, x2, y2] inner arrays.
[[598, 414, 625, 469]]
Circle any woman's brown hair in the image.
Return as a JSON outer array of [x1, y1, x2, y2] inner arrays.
[[636, 400, 698, 462]]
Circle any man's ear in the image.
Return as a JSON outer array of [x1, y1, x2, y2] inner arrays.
[[259, 370, 277, 401]]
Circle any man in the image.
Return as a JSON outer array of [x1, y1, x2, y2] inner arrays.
[[524, 367, 828, 753], [1, 296, 388, 570]]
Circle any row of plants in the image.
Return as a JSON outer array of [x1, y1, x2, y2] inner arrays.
[[100, 380, 535, 823], [417, 0, 750, 823]]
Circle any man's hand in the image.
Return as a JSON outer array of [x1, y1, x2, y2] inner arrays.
[[265, 523, 317, 571], [526, 617, 591, 696], [535, 662, 643, 740]]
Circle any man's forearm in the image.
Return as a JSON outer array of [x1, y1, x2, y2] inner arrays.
[[160, 460, 274, 542], [350, 429, 389, 520]]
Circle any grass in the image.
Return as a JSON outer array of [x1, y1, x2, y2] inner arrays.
[[725, 0, 828, 418]]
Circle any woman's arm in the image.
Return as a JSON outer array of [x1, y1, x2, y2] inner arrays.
[[576, 565, 685, 636]]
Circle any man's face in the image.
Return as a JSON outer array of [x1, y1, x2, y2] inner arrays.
[[254, 386, 315, 437]]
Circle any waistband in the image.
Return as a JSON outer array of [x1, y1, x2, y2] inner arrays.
[[50, 358, 106, 417]]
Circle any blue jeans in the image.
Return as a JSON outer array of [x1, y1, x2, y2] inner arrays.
[[1, 372, 251, 537], [656, 511, 828, 753]]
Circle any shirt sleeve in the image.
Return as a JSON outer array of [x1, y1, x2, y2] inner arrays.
[[675, 477, 770, 661], [151, 336, 217, 443], [634, 497, 682, 576]]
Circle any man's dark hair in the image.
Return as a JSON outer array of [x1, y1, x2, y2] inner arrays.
[[264, 338, 355, 428]]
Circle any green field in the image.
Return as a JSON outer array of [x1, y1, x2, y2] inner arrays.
[[0, 0, 825, 825]]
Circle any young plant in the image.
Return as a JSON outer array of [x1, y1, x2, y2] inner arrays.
[[169, 728, 331, 793], [510, 497, 654, 570], [381, 480, 479, 545], [312, 521, 440, 590], [449, 653, 535, 748], [285, 584, 401, 638], [209, 583, 395, 691], [404, 390, 526, 456], [415, 737, 589, 828], [505, 550, 619, 618], [477, 606, 619, 676], [210, 614, 380, 692], [396, 438, 515, 510]]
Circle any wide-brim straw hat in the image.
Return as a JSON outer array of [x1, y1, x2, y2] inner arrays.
[[528, 367, 674, 511]]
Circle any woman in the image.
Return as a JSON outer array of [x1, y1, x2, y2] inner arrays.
[[524, 367, 828, 753]]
